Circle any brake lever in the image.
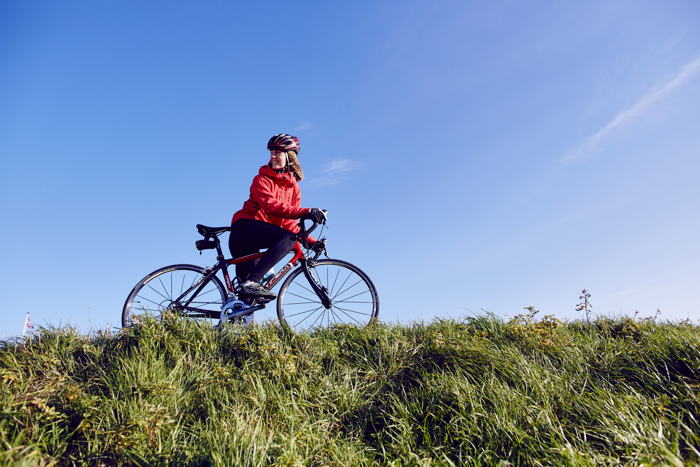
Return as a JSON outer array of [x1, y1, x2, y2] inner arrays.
[[311, 238, 328, 260]]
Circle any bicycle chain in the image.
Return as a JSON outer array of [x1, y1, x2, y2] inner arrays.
[[172, 300, 223, 306]]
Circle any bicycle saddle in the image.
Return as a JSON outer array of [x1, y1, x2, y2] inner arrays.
[[196, 224, 231, 237]]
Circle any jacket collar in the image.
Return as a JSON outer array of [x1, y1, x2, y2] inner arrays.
[[259, 165, 295, 187]]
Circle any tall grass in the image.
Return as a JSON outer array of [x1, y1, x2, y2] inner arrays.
[[1, 312, 698, 466]]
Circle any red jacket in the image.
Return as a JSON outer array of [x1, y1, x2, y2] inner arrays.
[[232, 165, 311, 234]]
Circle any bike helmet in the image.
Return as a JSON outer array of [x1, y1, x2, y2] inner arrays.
[[267, 134, 300, 154]]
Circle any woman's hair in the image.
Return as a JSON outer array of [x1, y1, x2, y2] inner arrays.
[[287, 150, 304, 181]]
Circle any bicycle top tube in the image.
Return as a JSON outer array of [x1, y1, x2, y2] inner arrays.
[[227, 242, 305, 266]]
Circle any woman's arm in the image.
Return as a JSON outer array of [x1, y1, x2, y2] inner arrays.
[[290, 184, 316, 244]]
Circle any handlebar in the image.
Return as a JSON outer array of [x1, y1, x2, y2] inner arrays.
[[297, 209, 328, 240]]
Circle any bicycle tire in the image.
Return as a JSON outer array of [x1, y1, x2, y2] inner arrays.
[[122, 264, 226, 328], [277, 259, 379, 331]]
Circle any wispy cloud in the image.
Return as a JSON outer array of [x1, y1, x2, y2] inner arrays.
[[293, 121, 314, 132], [561, 55, 700, 163], [322, 157, 363, 175], [309, 157, 364, 187]]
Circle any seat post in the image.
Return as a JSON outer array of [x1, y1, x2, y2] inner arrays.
[[215, 237, 225, 260]]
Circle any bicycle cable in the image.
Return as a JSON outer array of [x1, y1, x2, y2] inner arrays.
[[300, 220, 324, 259], [310, 221, 326, 256]]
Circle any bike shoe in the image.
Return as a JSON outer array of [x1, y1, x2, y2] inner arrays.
[[239, 282, 277, 301]]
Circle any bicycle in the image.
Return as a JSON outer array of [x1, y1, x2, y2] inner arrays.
[[121, 214, 379, 331]]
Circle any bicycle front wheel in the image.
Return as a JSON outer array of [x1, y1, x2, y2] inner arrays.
[[122, 264, 226, 328], [277, 259, 379, 331]]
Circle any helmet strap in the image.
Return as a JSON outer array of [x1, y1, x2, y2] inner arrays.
[[268, 160, 290, 175]]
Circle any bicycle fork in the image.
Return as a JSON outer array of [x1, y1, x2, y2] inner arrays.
[[300, 258, 332, 309]]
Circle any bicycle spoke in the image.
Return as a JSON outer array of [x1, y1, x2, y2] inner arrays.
[[333, 279, 362, 300], [329, 268, 341, 296], [331, 271, 352, 301], [330, 310, 362, 326], [285, 305, 325, 319], [135, 294, 167, 309], [308, 308, 326, 330], [329, 307, 343, 324], [146, 283, 171, 302], [293, 280, 317, 297], [333, 289, 370, 304], [333, 305, 372, 317], [287, 291, 319, 303], [295, 307, 325, 327], [331, 306, 364, 325], [158, 277, 171, 300], [132, 302, 159, 314], [332, 308, 355, 326]]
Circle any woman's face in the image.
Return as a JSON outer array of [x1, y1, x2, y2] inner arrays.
[[270, 150, 287, 170]]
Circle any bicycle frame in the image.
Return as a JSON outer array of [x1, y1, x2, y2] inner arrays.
[[224, 242, 304, 294], [174, 236, 330, 319]]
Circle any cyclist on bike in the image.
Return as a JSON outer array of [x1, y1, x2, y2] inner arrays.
[[229, 134, 326, 302]]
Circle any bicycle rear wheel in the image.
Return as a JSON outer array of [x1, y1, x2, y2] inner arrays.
[[277, 259, 379, 331], [122, 264, 226, 328]]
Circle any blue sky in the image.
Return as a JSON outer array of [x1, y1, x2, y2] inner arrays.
[[2, 0, 699, 336]]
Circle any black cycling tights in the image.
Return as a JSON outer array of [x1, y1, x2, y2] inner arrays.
[[228, 218, 297, 283]]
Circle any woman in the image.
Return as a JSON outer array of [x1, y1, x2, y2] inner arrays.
[[229, 134, 326, 302]]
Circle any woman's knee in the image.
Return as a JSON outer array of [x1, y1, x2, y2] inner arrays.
[[281, 232, 297, 247]]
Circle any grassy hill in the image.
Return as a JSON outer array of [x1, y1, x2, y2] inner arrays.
[[1, 312, 699, 466]]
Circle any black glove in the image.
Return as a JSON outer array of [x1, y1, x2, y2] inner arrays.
[[302, 208, 327, 224]]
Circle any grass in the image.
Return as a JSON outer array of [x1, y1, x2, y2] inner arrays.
[[1, 311, 699, 466]]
